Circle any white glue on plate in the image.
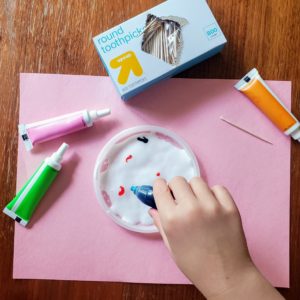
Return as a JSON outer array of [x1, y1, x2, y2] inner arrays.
[[94, 126, 200, 233]]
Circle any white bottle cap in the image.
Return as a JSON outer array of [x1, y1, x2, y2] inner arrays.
[[83, 109, 111, 127], [52, 143, 69, 163], [46, 143, 69, 171], [290, 127, 300, 142], [285, 121, 300, 142]]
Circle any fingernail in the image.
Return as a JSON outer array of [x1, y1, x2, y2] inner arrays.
[[154, 177, 166, 184], [148, 208, 155, 217]]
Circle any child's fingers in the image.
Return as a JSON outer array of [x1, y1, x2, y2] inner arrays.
[[190, 177, 219, 208], [153, 178, 176, 213], [168, 176, 196, 205], [149, 209, 171, 251], [211, 185, 238, 212]]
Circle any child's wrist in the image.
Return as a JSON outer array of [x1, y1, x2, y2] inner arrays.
[[196, 260, 256, 299], [207, 263, 258, 299], [206, 263, 282, 300]]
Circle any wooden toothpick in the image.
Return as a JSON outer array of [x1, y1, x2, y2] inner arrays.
[[220, 116, 273, 145]]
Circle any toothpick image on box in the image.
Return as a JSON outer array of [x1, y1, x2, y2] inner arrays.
[[141, 14, 188, 65]]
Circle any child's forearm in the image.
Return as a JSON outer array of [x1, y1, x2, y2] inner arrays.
[[207, 265, 284, 300], [151, 177, 285, 300]]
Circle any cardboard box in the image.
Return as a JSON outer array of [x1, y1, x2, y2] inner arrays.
[[93, 0, 227, 100]]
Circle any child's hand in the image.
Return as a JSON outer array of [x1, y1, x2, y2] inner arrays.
[[150, 177, 283, 300]]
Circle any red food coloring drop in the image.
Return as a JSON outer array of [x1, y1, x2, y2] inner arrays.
[[125, 154, 133, 163], [156, 172, 161, 177], [118, 186, 125, 196]]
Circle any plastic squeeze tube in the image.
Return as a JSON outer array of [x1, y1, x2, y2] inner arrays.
[[131, 185, 157, 209], [3, 143, 69, 226], [235, 68, 300, 141], [19, 109, 111, 151]]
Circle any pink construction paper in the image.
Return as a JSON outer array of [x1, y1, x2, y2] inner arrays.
[[14, 74, 290, 287]]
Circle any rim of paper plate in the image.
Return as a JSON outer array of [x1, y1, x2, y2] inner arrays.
[[93, 125, 200, 234]]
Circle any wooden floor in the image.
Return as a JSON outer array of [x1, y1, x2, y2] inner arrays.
[[1, 0, 299, 299]]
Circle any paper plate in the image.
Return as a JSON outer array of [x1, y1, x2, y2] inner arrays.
[[93, 125, 200, 233]]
